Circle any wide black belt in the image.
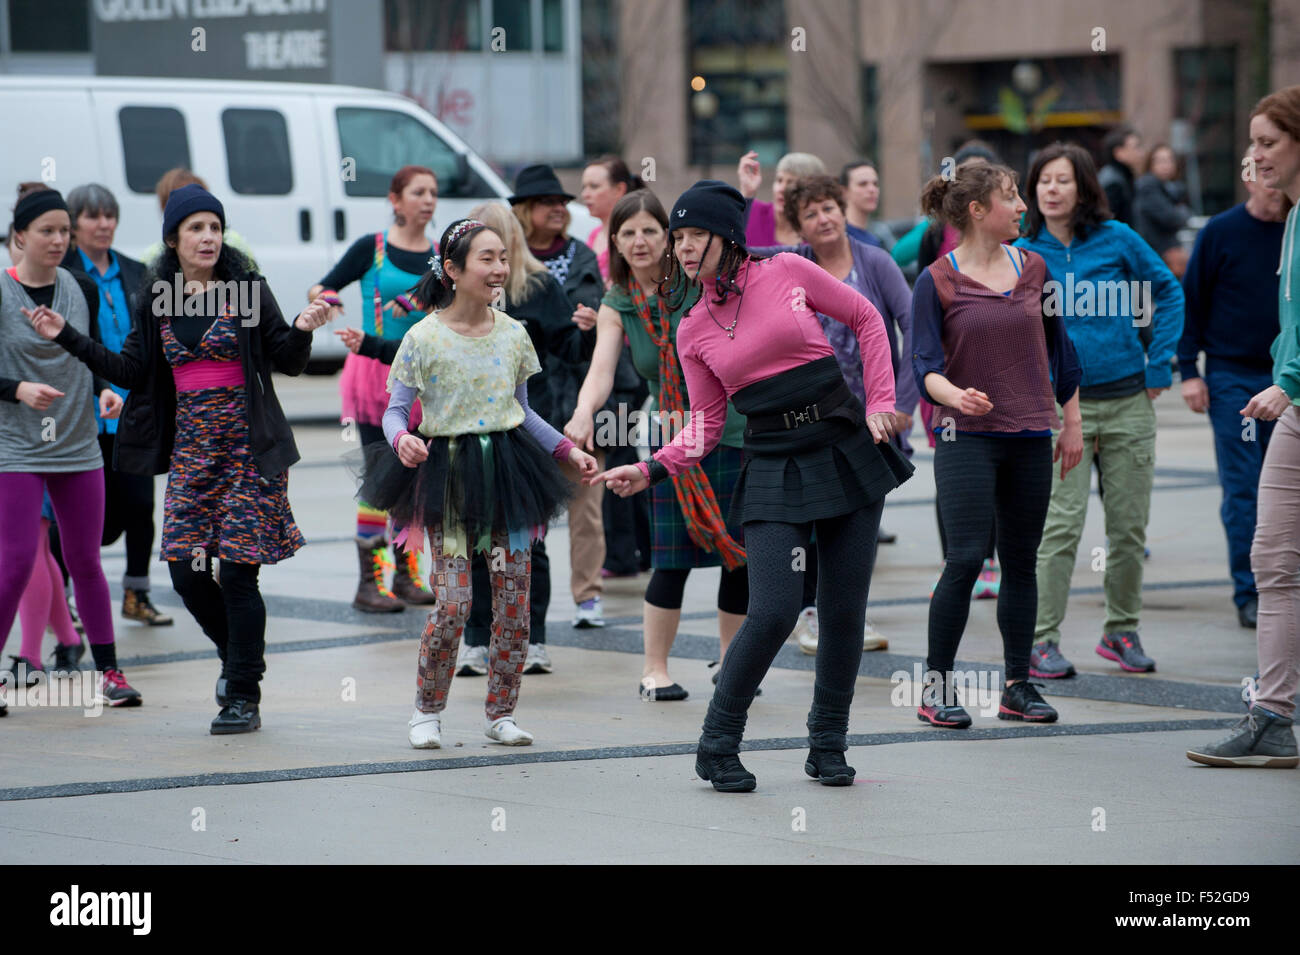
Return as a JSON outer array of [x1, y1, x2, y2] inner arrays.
[[743, 380, 853, 435]]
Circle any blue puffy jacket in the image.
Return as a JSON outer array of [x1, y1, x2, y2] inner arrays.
[[1015, 221, 1184, 392]]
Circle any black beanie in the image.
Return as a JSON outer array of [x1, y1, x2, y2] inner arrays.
[[669, 180, 746, 247], [12, 189, 68, 232], [162, 184, 226, 240]]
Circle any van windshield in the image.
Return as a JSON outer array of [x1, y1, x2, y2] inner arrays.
[[336, 107, 490, 198]]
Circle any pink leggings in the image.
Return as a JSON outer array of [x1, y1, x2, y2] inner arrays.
[[0, 471, 114, 653], [15, 518, 81, 663]]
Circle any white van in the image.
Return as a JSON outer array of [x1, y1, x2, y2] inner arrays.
[[0, 76, 595, 372]]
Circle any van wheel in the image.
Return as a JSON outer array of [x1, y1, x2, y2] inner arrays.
[[305, 359, 344, 376]]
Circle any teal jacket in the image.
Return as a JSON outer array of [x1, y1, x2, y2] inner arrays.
[[1274, 204, 1300, 404], [1015, 220, 1184, 392]]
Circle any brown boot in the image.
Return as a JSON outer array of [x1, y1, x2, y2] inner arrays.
[[391, 542, 436, 605], [122, 588, 174, 626], [352, 537, 405, 613]]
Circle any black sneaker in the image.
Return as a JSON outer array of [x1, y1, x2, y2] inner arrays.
[[695, 750, 757, 792], [99, 669, 143, 707], [916, 673, 972, 728], [999, 680, 1058, 722], [49, 642, 85, 675], [805, 749, 856, 786], [211, 700, 261, 735], [1096, 631, 1156, 673], [2, 655, 44, 688]]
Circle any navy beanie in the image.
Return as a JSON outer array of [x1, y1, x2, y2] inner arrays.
[[162, 184, 225, 240], [669, 180, 746, 247]]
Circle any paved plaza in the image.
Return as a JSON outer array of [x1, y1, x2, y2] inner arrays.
[[2, 376, 1297, 864]]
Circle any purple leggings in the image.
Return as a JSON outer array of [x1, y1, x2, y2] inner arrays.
[[0, 470, 114, 651]]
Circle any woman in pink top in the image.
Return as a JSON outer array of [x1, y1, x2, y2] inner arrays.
[[581, 155, 643, 284], [591, 181, 913, 793]]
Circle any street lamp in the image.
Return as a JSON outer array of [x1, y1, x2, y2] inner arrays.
[[691, 80, 719, 179]]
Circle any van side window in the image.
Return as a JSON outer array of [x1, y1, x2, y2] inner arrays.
[[223, 109, 293, 195], [336, 107, 491, 199], [119, 107, 191, 194]]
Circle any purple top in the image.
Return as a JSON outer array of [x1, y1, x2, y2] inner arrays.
[[383, 380, 575, 462], [745, 199, 778, 247]]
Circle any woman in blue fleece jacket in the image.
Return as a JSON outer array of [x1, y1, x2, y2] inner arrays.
[[1015, 142, 1184, 680]]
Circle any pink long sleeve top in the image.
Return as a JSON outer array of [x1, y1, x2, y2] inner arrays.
[[646, 253, 896, 478]]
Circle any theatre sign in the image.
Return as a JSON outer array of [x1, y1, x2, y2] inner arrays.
[[91, 0, 381, 86]]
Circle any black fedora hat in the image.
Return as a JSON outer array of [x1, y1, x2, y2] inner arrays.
[[509, 164, 575, 204]]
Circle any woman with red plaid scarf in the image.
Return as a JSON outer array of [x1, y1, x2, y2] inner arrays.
[[591, 181, 913, 793], [566, 190, 749, 702]]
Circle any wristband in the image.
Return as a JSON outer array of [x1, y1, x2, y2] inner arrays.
[[320, 291, 342, 307], [646, 457, 670, 487], [394, 293, 417, 313]]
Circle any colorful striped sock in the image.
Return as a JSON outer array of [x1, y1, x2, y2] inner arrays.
[[357, 503, 387, 542]]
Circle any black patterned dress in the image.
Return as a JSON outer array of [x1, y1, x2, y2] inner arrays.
[[158, 308, 305, 564]]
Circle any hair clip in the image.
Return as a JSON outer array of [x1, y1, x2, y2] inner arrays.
[[428, 255, 444, 280]]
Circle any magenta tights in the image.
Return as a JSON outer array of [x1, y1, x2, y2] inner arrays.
[[0, 471, 114, 653]]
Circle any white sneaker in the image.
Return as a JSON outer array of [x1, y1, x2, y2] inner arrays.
[[524, 643, 552, 674], [863, 619, 889, 652], [456, 643, 488, 676], [408, 709, 441, 749], [793, 606, 819, 654], [573, 597, 605, 628], [485, 715, 534, 746]]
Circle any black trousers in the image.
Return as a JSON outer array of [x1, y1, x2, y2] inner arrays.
[[602, 444, 652, 574], [465, 538, 550, 646], [169, 559, 267, 702], [99, 432, 157, 583], [927, 435, 1052, 682]]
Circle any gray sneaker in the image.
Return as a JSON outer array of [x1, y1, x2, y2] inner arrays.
[[1029, 641, 1076, 679], [1096, 631, 1156, 673], [456, 643, 488, 676], [524, 643, 552, 674], [1186, 707, 1299, 768]]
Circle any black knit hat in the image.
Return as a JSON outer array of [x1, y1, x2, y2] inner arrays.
[[162, 184, 225, 240], [669, 180, 746, 246], [509, 164, 575, 204], [12, 188, 68, 232]]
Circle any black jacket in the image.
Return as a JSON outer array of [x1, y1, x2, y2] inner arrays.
[[60, 246, 148, 318], [52, 278, 314, 478], [1133, 173, 1191, 255], [1098, 161, 1136, 225]]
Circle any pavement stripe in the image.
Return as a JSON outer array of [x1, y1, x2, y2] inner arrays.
[[0, 717, 1234, 802]]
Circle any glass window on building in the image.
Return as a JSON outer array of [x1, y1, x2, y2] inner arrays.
[[543, 0, 564, 52], [384, 0, 482, 52], [1174, 47, 1237, 216], [336, 107, 493, 199], [492, 0, 532, 51], [687, 0, 787, 168], [8, 0, 89, 51], [119, 107, 191, 195], [581, 0, 620, 156], [222, 109, 293, 196]]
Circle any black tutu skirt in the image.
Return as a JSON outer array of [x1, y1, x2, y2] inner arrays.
[[356, 427, 572, 552]]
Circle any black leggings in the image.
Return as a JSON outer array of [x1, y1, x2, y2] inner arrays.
[[99, 433, 157, 583], [701, 501, 883, 754], [927, 435, 1052, 682], [644, 564, 749, 615], [168, 559, 267, 702], [936, 498, 995, 562]]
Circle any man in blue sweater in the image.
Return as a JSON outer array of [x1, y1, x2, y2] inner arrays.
[[1178, 168, 1291, 628]]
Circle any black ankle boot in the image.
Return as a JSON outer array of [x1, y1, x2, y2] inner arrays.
[[695, 750, 757, 792], [211, 700, 261, 735], [804, 748, 856, 786]]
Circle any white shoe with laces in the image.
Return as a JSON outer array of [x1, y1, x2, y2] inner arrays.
[[456, 643, 488, 676], [408, 709, 441, 749], [863, 619, 889, 652], [485, 715, 534, 746], [524, 642, 552, 674], [793, 606, 819, 654]]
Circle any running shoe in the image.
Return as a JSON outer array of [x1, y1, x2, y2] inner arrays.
[[524, 643, 553, 674], [99, 669, 142, 707], [916, 673, 971, 728], [1029, 641, 1076, 679], [49, 642, 85, 675], [456, 643, 488, 676], [998, 680, 1058, 722], [485, 715, 533, 745], [1096, 631, 1156, 673], [2, 655, 44, 688], [573, 597, 605, 628], [792, 606, 818, 654], [972, 559, 1000, 600]]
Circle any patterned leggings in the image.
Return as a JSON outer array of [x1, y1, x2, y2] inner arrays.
[[416, 526, 532, 719]]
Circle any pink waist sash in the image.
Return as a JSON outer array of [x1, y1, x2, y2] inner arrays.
[[173, 359, 244, 392]]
